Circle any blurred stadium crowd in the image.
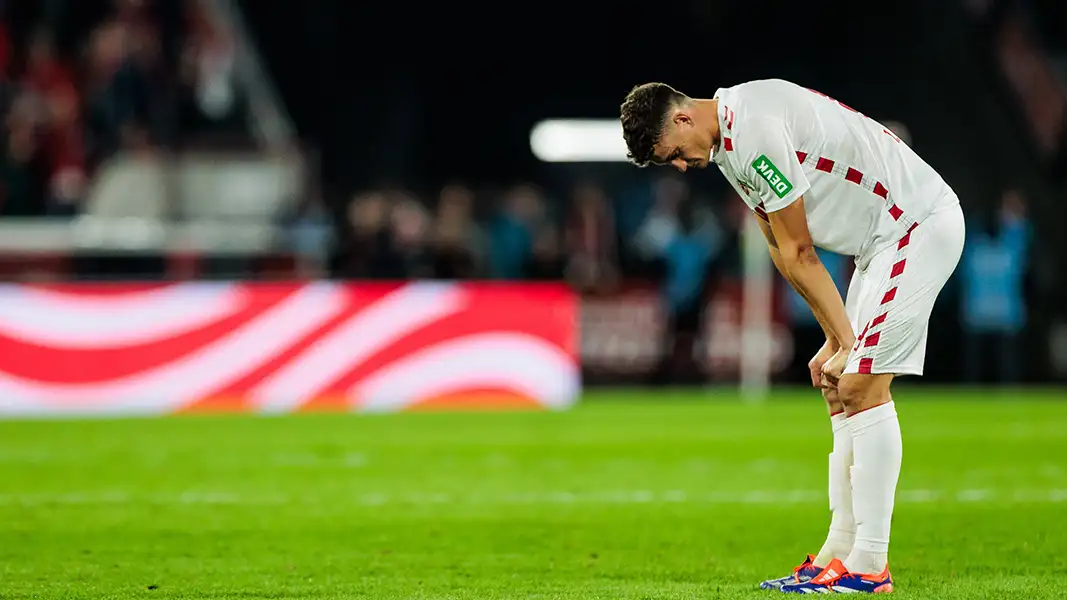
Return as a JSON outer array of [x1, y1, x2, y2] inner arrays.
[[0, 0, 1057, 384], [0, 0, 237, 218]]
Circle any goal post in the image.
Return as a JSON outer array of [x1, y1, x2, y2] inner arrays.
[[739, 216, 775, 402]]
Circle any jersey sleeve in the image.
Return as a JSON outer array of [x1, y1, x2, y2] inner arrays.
[[735, 118, 810, 213]]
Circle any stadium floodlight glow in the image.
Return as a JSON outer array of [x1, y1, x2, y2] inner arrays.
[[530, 119, 629, 163]]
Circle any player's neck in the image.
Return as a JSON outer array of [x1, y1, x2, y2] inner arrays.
[[693, 98, 721, 149]]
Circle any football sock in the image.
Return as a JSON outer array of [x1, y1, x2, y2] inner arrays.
[[845, 401, 901, 575], [814, 413, 856, 567]]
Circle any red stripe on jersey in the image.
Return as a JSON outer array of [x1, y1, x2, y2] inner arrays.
[[864, 332, 881, 348], [881, 287, 898, 305], [723, 137, 733, 151], [798, 151, 907, 225], [897, 223, 918, 248]]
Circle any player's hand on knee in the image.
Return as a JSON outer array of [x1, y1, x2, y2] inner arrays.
[[819, 373, 835, 390], [821, 347, 849, 387], [808, 341, 836, 388]]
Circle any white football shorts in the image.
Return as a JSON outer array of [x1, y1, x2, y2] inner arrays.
[[843, 198, 966, 376]]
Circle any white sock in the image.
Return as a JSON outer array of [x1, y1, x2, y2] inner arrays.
[[844, 401, 902, 575], [814, 413, 856, 567]]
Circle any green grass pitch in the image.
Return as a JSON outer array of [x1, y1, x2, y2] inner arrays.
[[1, 388, 1065, 599]]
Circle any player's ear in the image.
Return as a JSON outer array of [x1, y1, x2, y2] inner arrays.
[[673, 112, 694, 127]]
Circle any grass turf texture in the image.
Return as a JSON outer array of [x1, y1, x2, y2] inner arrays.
[[1, 388, 1065, 599]]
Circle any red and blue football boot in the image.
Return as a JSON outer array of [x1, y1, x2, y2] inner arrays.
[[759, 554, 822, 591], [781, 558, 894, 594]]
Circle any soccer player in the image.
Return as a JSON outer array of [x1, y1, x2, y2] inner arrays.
[[619, 79, 965, 594]]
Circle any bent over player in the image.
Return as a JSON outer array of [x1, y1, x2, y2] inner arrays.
[[619, 79, 965, 594]]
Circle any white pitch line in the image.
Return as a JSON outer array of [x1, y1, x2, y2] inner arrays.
[[0, 489, 1066, 507]]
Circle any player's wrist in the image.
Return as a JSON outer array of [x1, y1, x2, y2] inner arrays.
[[824, 335, 841, 352], [826, 334, 854, 352], [836, 335, 855, 352]]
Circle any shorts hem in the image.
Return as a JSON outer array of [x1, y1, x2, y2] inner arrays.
[[843, 365, 924, 377]]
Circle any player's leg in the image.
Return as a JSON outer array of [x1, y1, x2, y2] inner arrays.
[[838, 203, 965, 578], [759, 272, 866, 591], [758, 386, 854, 590], [783, 373, 898, 594], [813, 385, 857, 568], [837, 371, 898, 577], [784, 202, 965, 594], [758, 384, 852, 590], [812, 264, 866, 570]]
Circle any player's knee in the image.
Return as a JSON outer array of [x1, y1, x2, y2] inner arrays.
[[821, 386, 838, 403], [822, 386, 843, 412], [837, 375, 890, 414]]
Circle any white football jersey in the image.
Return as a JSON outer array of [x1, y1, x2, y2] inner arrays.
[[711, 79, 958, 269]]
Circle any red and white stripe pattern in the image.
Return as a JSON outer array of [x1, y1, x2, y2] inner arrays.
[[794, 151, 915, 229], [0, 282, 580, 416], [850, 223, 919, 374], [722, 105, 735, 150], [721, 133, 914, 229]]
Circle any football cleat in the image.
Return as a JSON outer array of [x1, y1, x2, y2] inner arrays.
[[780, 558, 894, 594], [759, 554, 822, 590]]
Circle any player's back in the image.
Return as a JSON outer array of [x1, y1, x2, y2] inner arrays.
[[719, 79, 956, 267]]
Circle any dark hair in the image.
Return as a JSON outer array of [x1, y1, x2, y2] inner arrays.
[[620, 82, 688, 167]]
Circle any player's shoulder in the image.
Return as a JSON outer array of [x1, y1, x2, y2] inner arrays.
[[719, 78, 807, 105], [720, 79, 806, 133]]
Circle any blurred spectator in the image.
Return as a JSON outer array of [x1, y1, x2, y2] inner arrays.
[[634, 176, 688, 261], [284, 194, 334, 278], [613, 182, 654, 245], [382, 192, 433, 279], [526, 225, 566, 280], [180, 0, 241, 132], [8, 28, 87, 216], [338, 191, 389, 278], [647, 189, 724, 382], [960, 188, 1033, 384], [489, 184, 544, 279], [23, 29, 75, 98], [430, 183, 485, 279], [0, 94, 48, 216], [564, 180, 617, 290], [84, 4, 171, 164], [661, 199, 721, 320], [635, 176, 722, 260]]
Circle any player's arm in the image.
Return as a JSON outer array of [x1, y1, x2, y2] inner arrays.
[[755, 215, 843, 349], [740, 118, 854, 350], [765, 199, 854, 350], [755, 214, 792, 281]]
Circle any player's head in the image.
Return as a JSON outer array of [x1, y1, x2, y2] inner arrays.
[[620, 82, 714, 172]]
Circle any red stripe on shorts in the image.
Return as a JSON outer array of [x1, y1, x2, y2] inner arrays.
[[850, 224, 919, 374]]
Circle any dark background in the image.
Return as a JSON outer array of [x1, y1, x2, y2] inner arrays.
[[237, 0, 1058, 195], [1, 0, 1064, 385]]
